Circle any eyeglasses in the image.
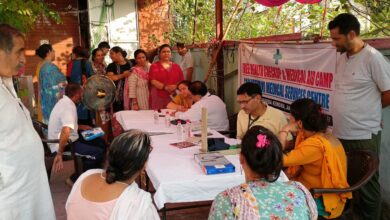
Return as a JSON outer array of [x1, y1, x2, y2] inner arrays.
[[237, 96, 255, 105]]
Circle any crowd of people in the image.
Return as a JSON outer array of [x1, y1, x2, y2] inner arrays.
[[0, 12, 389, 220]]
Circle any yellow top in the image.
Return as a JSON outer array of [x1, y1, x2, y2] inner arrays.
[[173, 94, 192, 109], [284, 131, 352, 219], [236, 105, 289, 139]]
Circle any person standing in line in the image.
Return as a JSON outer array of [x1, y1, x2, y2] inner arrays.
[[98, 41, 111, 65], [68, 46, 94, 125], [149, 44, 184, 110], [106, 46, 132, 113], [124, 49, 150, 110], [0, 24, 55, 220], [35, 44, 67, 124], [98, 41, 111, 57], [91, 48, 107, 76], [177, 42, 194, 81], [328, 13, 390, 220]]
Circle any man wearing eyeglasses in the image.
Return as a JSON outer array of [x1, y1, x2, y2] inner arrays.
[[236, 82, 289, 139]]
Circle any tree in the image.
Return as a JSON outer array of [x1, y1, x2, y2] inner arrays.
[[166, 0, 389, 44], [0, 0, 60, 33], [343, 0, 390, 36]]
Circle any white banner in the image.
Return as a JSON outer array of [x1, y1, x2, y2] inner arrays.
[[238, 43, 337, 124]]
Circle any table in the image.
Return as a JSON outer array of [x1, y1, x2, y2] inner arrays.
[[115, 110, 288, 211]]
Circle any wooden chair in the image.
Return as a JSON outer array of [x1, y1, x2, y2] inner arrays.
[[32, 120, 83, 180], [311, 150, 379, 219]]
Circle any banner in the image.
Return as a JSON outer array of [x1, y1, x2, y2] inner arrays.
[[238, 43, 336, 125]]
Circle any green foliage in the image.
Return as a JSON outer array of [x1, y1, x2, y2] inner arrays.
[[166, 0, 216, 44], [0, 0, 61, 33], [345, 0, 390, 36], [167, 0, 389, 44]]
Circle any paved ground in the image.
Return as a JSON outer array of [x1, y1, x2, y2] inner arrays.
[[50, 161, 211, 220]]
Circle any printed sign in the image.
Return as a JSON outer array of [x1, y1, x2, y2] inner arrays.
[[239, 43, 337, 125]]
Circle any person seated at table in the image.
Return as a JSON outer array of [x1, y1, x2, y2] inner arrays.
[[236, 82, 289, 139], [278, 98, 351, 219], [167, 80, 193, 112], [209, 126, 317, 219], [49, 83, 106, 186], [178, 81, 228, 131], [66, 130, 159, 220]]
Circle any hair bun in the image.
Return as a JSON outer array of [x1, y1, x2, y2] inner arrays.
[[105, 166, 121, 184]]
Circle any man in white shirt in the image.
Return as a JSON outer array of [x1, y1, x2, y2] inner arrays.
[[49, 83, 106, 185], [329, 13, 390, 220], [177, 42, 194, 81], [0, 24, 55, 220], [236, 82, 289, 139], [178, 81, 229, 131]]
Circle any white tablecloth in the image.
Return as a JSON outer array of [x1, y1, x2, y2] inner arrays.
[[115, 110, 176, 133], [115, 110, 288, 209]]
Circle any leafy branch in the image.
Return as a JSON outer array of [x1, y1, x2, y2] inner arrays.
[[0, 0, 61, 33]]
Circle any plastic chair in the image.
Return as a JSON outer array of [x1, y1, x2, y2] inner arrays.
[[311, 150, 379, 219], [32, 120, 83, 180]]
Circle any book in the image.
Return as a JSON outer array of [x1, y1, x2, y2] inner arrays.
[[81, 127, 105, 141], [170, 141, 196, 149], [194, 152, 235, 175]]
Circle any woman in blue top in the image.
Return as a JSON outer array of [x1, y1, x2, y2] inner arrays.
[[68, 46, 94, 124], [208, 125, 318, 220], [36, 44, 67, 124], [69, 46, 93, 84]]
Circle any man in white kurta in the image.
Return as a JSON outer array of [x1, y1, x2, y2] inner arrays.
[[0, 24, 55, 220]]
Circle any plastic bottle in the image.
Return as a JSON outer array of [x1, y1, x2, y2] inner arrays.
[[185, 120, 192, 138], [165, 112, 170, 127], [153, 111, 158, 124], [177, 121, 184, 140]]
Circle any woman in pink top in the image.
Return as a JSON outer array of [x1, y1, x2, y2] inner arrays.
[[66, 130, 159, 220], [150, 44, 184, 110]]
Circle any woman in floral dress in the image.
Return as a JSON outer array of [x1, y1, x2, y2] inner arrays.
[[208, 126, 317, 220]]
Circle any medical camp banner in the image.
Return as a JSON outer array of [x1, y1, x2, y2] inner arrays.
[[238, 43, 337, 125]]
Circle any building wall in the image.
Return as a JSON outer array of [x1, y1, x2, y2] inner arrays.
[[88, 0, 138, 59], [137, 0, 169, 52], [24, 0, 81, 76]]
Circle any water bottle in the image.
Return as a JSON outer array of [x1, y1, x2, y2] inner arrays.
[[177, 121, 184, 140], [154, 111, 158, 124], [185, 120, 192, 138], [165, 112, 170, 127]]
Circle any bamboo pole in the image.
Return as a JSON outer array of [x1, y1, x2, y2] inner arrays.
[[204, 0, 244, 83]]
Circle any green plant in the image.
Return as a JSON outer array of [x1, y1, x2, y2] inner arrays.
[[167, 0, 389, 44], [0, 0, 61, 33]]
